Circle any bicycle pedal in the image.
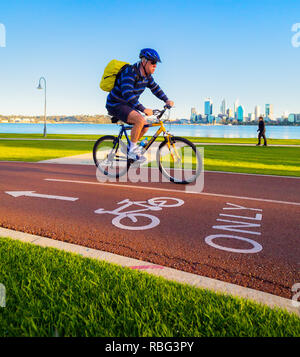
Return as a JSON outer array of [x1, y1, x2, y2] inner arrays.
[[128, 158, 135, 165], [131, 161, 141, 168]]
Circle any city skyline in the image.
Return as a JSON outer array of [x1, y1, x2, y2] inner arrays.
[[194, 98, 294, 120], [190, 97, 300, 124]]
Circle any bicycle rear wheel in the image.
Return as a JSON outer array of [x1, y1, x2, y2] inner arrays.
[[156, 136, 202, 184], [93, 135, 130, 178]]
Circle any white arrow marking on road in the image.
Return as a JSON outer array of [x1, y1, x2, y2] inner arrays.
[[5, 191, 78, 201]]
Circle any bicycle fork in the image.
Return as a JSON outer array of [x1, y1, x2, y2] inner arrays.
[[166, 135, 181, 164]]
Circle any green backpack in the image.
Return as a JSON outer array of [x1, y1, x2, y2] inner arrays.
[[100, 59, 130, 92]]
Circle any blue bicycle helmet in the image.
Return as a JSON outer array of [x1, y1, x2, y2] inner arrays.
[[139, 48, 162, 63]]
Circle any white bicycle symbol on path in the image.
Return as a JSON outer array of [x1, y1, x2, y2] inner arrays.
[[94, 197, 184, 230]]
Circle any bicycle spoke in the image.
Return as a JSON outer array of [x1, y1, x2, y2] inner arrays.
[[93, 136, 130, 178], [157, 137, 202, 184]]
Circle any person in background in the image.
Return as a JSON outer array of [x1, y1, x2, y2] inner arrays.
[[256, 116, 267, 146]]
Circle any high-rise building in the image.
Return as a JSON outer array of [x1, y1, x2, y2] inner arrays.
[[255, 105, 260, 120], [237, 105, 244, 122], [204, 98, 213, 116], [207, 115, 215, 124], [288, 114, 295, 123], [248, 113, 255, 121], [283, 111, 289, 119], [234, 99, 239, 120], [220, 98, 226, 115], [288, 113, 300, 123], [265, 104, 274, 120], [227, 108, 233, 118], [190, 107, 197, 121]]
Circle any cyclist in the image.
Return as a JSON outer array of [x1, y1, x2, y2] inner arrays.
[[106, 48, 174, 161]]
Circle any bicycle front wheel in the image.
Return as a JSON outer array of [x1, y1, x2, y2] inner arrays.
[[93, 135, 130, 178], [156, 136, 202, 184]]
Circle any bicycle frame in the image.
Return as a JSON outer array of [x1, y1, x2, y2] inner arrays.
[[117, 121, 169, 149], [116, 111, 181, 161]]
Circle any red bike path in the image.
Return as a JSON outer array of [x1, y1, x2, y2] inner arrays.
[[0, 161, 299, 299]]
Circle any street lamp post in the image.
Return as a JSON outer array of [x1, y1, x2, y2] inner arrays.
[[37, 77, 47, 137]]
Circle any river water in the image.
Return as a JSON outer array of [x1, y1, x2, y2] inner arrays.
[[1, 123, 300, 139]]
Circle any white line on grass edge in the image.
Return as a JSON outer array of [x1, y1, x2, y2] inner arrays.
[[0, 227, 298, 317]]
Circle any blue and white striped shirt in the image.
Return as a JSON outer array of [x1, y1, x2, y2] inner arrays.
[[106, 62, 168, 113]]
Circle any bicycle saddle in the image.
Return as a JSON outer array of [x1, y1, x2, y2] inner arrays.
[[111, 116, 119, 123]]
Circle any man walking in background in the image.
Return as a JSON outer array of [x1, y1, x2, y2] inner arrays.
[[256, 116, 267, 146]]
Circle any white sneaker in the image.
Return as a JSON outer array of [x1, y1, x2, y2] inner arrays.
[[128, 147, 147, 163]]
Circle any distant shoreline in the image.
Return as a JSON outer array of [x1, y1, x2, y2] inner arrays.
[[0, 122, 299, 127]]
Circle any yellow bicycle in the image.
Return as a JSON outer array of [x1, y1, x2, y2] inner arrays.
[[93, 105, 202, 184]]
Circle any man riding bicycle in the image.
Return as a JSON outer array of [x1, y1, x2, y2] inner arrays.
[[106, 48, 174, 162]]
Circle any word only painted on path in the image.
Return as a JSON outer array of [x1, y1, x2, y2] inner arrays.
[[94, 197, 184, 230], [205, 202, 263, 253]]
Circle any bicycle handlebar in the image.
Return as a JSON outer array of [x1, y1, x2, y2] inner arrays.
[[153, 104, 172, 120]]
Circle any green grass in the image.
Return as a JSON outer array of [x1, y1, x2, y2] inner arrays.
[[186, 137, 300, 145], [0, 140, 93, 162], [1, 133, 300, 145], [0, 237, 299, 337], [0, 133, 101, 140], [0, 138, 299, 177], [201, 145, 300, 176], [151, 145, 300, 177]]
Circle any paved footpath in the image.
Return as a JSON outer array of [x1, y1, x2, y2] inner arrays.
[[0, 161, 299, 303]]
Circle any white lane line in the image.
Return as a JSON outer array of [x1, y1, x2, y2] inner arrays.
[[44, 178, 300, 207], [2, 160, 300, 180], [0, 226, 298, 316]]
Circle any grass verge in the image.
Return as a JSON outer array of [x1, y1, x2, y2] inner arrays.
[[0, 138, 299, 177], [149, 145, 300, 177], [1, 133, 300, 145], [0, 139, 93, 162], [201, 145, 300, 176], [0, 237, 299, 337]]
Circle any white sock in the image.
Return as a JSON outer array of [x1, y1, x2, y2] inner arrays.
[[130, 142, 138, 151]]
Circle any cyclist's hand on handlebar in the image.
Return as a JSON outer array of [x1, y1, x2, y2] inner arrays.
[[144, 108, 153, 116], [165, 100, 174, 108]]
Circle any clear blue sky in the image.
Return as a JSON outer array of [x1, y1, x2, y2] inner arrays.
[[0, 0, 300, 118]]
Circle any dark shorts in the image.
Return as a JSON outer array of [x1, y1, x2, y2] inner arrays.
[[106, 104, 137, 123]]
